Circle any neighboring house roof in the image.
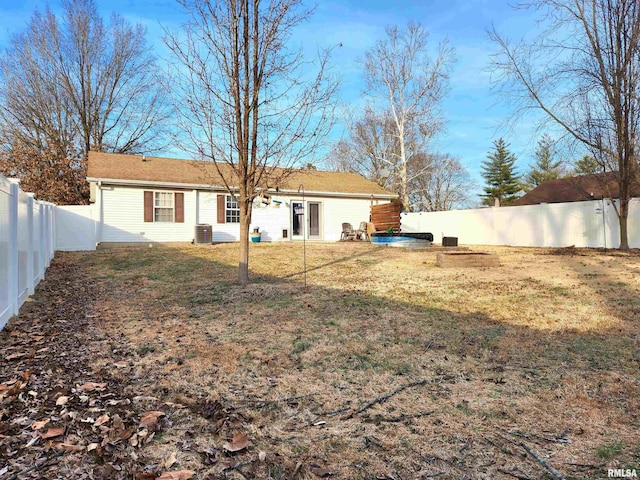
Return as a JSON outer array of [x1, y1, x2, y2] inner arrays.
[[513, 172, 640, 206], [87, 152, 396, 197]]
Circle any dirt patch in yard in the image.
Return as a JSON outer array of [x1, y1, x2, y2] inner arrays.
[[1, 243, 639, 479]]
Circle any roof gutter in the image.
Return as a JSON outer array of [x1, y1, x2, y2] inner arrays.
[[86, 177, 398, 200]]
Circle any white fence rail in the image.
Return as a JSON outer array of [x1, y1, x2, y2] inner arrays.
[[0, 176, 55, 330], [401, 198, 640, 249]]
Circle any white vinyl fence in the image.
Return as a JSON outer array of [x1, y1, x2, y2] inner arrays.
[[402, 198, 640, 249], [55, 205, 97, 251], [0, 176, 56, 329]]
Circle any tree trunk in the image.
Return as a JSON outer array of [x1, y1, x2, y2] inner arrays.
[[618, 200, 629, 251], [400, 161, 410, 212], [398, 129, 410, 212], [238, 198, 252, 285]]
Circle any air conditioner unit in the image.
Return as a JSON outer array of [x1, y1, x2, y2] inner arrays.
[[442, 236, 458, 247], [194, 224, 212, 244]]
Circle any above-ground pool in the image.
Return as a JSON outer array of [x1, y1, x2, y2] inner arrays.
[[370, 232, 434, 248]]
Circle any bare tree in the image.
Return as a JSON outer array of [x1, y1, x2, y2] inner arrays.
[[363, 22, 454, 210], [327, 106, 399, 189], [0, 0, 169, 157], [165, 0, 338, 285], [489, 0, 640, 250], [408, 153, 474, 211]]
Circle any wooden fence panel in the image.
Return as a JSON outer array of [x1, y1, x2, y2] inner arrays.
[[371, 202, 402, 232]]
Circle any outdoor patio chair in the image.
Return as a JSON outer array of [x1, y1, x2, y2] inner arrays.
[[341, 223, 356, 241], [356, 221, 368, 241]]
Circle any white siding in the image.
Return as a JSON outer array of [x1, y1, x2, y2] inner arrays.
[[100, 185, 197, 243], [98, 185, 391, 243], [198, 191, 241, 242], [250, 195, 385, 242], [251, 202, 290, 241]]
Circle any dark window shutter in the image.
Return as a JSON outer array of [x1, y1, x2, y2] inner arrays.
[[175, 192, 184, 223], [144, 191, 153, 222], [217, 194, 225, 224]]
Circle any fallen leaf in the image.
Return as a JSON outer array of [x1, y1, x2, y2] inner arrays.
[[94, 414, 110, 427], [164, 451, 177, 469], [53, 442, 85, 452], [213, 460, 234, 474], [310, 463, 335, 477], [87, 443, 99, 452], [77, 382, 107, 392], [31, 419, 50, 430], [135, 473, 157, 480], [223, 432, 250, 452], [41, 426, 65, 439], [56, 396, 69, 406], [157, 470, 195, 480], [112, 414, 124, 430], [258, 451, 266, 461], [140, 411, 165, 429], [3, 381, 23, 397], [5, 352, 26, 360]]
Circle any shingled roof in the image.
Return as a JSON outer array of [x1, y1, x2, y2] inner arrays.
[[513, 172, 640, 206], [87, 152, 396, 197]]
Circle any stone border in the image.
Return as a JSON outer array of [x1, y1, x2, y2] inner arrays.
[[436, 252, 500, 268]]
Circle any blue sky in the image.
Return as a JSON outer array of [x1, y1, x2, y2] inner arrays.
[[0, 0, 548, 190]]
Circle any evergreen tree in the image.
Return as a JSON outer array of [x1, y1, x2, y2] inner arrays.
[[522, 134, 564, 191], [480, 138, 521, 206], [573, 155, 603, 176]]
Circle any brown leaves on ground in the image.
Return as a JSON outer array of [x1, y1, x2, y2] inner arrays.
[[40, 426, 65, 439], [139, 411, 165, 430], [3, 245, 640, 479], [310, 463, 336, 477], [31, 418, 50, 430], [77, 381, 107, 392], [222, 432, 250, 452], [156, 470, 195, 480], [0, 258, 171, 479]]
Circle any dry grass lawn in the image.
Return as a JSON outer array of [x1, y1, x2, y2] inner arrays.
[[14, 243, 640, 478]]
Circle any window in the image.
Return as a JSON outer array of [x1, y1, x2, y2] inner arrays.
[[154, 192, 174, 222], [226, 195, 240, 223]]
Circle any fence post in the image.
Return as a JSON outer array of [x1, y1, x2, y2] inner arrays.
[[8, 182, 19, 317], [44, 204, 51, 267], [48, 205, 53, 261], [26, 194, 35, 295], [51, 205, 57, 254], [39, 203, 45, 281]]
